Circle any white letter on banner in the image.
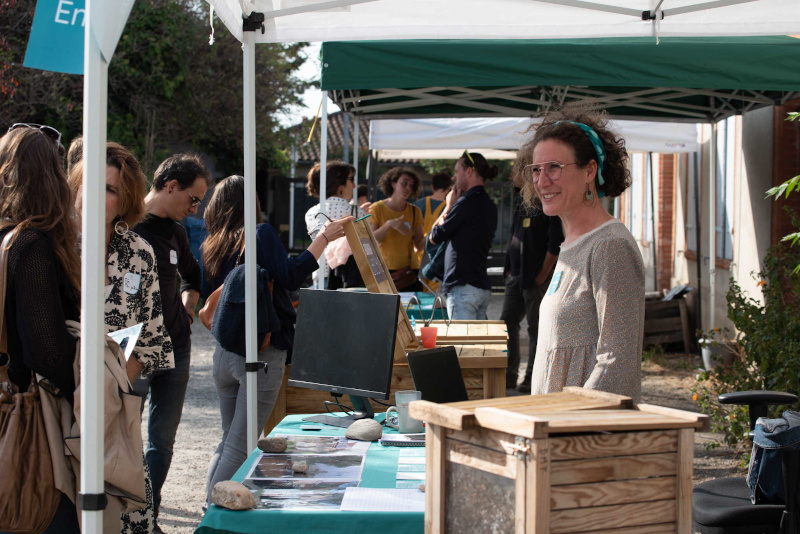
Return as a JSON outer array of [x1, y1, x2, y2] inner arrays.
[[54, 0, 72, 24], [72, 6, 85, 27]]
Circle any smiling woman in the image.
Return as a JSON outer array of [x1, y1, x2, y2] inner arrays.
[[513, 109, 645, 402]]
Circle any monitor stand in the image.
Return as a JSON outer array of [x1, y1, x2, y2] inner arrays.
[[303, 395, 375, 428]]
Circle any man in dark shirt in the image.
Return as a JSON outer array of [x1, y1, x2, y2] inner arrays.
[[502, 184, 564, 391], [429, 151, 497, 320], [132, 153, 209, 522]]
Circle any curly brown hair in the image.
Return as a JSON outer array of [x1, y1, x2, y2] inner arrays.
[[378, 167, 420, 199], [514, 109, 630, 209], [306, 160, 355, 199]]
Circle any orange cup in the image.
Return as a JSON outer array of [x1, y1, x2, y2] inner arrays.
[[420, 326, 438, 348]]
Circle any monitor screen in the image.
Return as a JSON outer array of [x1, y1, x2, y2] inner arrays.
[[288, 289, 399, 400]]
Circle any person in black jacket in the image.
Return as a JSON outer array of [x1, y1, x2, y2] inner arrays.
[[131, 153, 209, 524], [501, 180, 564, 392], [0, 124, 81, 532]]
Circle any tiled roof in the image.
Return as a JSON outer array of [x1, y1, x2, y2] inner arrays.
[[287, 112, 417, 164]]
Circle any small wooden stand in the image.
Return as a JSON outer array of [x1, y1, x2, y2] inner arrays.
[[343, 218, 417, 361], [410, 387, 708, 534]]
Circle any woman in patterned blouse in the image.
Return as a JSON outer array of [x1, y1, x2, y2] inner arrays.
[[516, 110, 645, 402], [69, 141, 173, 533]]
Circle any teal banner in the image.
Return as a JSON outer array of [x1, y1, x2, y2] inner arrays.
[[24, 0, 85, 75]]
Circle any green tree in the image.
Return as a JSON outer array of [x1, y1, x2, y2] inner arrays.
[[1, 0, 310, 176]]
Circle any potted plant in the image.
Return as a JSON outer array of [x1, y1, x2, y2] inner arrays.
[[697, 327, 738, 370]]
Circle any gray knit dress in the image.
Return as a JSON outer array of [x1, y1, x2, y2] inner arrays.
[[530, 220, 645, 402]]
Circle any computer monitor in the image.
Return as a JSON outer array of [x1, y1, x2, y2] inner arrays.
[[288, 289, 400, 428]]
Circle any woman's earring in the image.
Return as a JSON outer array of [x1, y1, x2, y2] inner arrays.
[[114, 219, 129, 236], [584, 183, 593, 202]]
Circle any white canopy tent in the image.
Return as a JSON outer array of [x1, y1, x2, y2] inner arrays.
[[77, 3, 799, 529], [369, 117, 701, 159]]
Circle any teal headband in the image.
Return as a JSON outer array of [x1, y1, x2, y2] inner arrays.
[[556, 120, 606, 198]]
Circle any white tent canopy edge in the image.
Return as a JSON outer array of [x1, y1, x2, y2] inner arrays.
[[209, 0, 800, 43], [369, 117, 701, 156]]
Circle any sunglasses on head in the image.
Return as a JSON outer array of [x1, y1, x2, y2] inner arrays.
[[7, 123, 63, 146], [461, 149, 475, 167]]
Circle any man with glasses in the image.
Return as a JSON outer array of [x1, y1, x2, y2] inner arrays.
[[132, 153, 209, 529]]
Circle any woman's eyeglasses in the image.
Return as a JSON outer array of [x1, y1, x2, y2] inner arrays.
[[7, 123, 62, 146], [523, 161, 578, 183]]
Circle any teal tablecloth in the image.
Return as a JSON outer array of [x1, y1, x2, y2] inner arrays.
[[403, 292, 447, 322], [195, 414, 424, 534]]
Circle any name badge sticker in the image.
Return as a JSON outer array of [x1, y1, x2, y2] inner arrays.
[[547, 271, 562, 296], [169, 250, 178, 264], [123, 272, 141, 295]]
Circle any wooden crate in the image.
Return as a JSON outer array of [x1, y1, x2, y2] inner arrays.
[[644, 298, 692, 351], [263, 344, 508, 435], [410, 387, 708, 534]]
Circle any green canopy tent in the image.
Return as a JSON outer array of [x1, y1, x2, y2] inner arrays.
[[321, 36, 800, 122], [319, 35, 800, 331]]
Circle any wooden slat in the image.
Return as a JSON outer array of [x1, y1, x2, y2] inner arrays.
[[409, 400, 475, 431], [426, 425, 446, 534], [448, 427, 520, 456], [528, 439, 551, 534], [516, 409, 704, 434], [445, 438, 516, 478], [637, 404, 710, 431], [550, 452, 677, 486], [550, 476, 677, 510], [550, 499, 676, 534], [549, 430, 678, 460], [561, 386, 633, 406], [590, 523, 677, 534], [676, 428, 694, 534]]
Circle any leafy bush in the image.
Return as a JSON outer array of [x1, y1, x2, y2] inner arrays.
[[693, 242, 800, 451]]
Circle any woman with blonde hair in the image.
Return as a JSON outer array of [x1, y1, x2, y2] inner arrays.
[[516, 109, 645, 402], [70, 141, 173, 533], [0, 124, 81, 532]]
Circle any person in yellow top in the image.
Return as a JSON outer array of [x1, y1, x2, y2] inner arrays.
[[413, 171, 451, 291], [370, 167, 425, 291], [414, 171, 452, 236]]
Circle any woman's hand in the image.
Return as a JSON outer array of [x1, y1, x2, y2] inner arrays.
[[322, 216, 354, 242], [387, 217, 411, 236]]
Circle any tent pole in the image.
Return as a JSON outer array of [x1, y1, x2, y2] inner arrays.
[[289, 127, 297, 249], [693, 152, 703, 355], [81, 0, 107, 529], [353, 117, 359, 189], [708, 122, 717, 330], [343, 112, 350, 164], [318, 93, 328, 289], [242, 29, 258, 453], [649, 152, 658, 292]]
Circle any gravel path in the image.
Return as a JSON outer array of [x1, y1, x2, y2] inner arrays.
[[151, 299, 740, 533]]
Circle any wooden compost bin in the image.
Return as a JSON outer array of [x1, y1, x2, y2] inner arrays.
[[409, 387, 709, 534]]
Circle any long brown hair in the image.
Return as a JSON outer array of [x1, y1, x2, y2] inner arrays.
[[0, 127, 80, 291], [68, 142, 147, 229], [202, 175, 262, 283]]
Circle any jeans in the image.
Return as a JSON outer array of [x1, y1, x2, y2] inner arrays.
[[446, 283, 491, 320], [499, 274, 549, 385], [132, 340, 192, 514], [205, 345, 286, 504]]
